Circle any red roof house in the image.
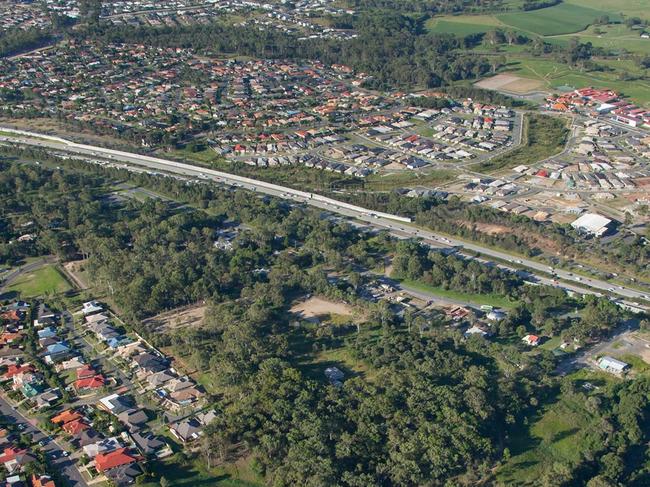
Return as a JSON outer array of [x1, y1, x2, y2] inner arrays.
[[51, 409, 82, 425], [74, 375, 105, 392], [31, 474, 56, 487], [95, 448, 140, 472], [62, 419, 90, 436], [4, 364, 34, 379]]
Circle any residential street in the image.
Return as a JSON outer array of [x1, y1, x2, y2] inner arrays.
[[0, 396, 88, 486]]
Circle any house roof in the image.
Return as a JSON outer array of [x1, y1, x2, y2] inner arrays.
[[103, 462, 142, 487], [95, 448, 139, 472], [4, 364, 34, 379], [51, 409, 82, 425], [0, 447, 27, 464], [131, 432, 164, 455], [74, 375, 106, 390], [63, 419, 90, 435], [76, 365, 96, 379], [171, 418, 202, 441], [117, 409, 148, 428], [31, 474, 56, 487]]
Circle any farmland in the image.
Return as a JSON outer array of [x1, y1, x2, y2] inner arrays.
[[497, 3, 617, 36], [427, 1, 650, 105]]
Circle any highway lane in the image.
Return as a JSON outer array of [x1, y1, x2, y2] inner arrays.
[[0, 396, 88, 486], [1, 129, 648, 310]]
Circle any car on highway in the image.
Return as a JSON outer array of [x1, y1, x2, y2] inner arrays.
[[574, 277, 582, 281]]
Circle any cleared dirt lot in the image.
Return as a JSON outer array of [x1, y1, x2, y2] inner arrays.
[[290, 296, 355, 322], [143, 304, 206, 333], [475, 73, 545, 94], [63, 260, 90, 290]]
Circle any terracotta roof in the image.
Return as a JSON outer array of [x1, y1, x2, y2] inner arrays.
[[76, 365, 96, 379], [74, 375, 105, 391], [0, 446, 26, 464], [95, 448, 139, 472], [32, 474, 56, 487], [4, 364, 34, 378], [51, 410, 82, 425], [62, 419, 90, 435]]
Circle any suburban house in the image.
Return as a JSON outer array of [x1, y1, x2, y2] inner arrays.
[[116, 409, 148, 431], [598, 356, 629, 374], [169, 418, 203, 443], [94, 447, 141, 475], [83, 437, 123, 458], [130, 431, 167, 457], [82, 301, 104, 315], [522, 335, 540, 347], [0, 447, 37, 474], [31, 474, 56, 487]]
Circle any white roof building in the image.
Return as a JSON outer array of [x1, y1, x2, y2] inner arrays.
[[598, 356, 629, 374], [571, 213, 613, 237]]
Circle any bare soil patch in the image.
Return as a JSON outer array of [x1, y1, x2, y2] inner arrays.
[[460, 220, 563, 254], [475, 73, 545, 94], [143, 304, 207, 333], [63, 260, 90, 290], [290, 296, 354, 322]]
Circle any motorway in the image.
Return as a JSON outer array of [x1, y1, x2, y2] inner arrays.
[[1, 128, 648, 310], [0, 396, 88, 486]]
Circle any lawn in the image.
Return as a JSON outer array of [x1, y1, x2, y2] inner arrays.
[[497, 3, 617, 36], [6, 265, 72, 298], [471, 113, 568, 173], [138, 456, 263, 487], [398, 278, 516, 309]]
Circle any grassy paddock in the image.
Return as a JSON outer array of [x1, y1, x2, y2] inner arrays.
[[398, 278, 515, 309], [471, 113, 568, 173], [6, 265, 72, 298], [497, 3, 617, 36]]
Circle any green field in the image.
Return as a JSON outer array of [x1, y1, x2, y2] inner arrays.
[[471, 113, 569, 173], [139, 456, 263, 487], [427, 2, 650, 106], [497, 3, 617, 36], [398, 278, 516, 309], [6, 265, 72, 298], [428, 3, 619, 37]]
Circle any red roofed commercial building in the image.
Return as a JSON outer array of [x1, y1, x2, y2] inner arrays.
[[94, 448, 140, 472]]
